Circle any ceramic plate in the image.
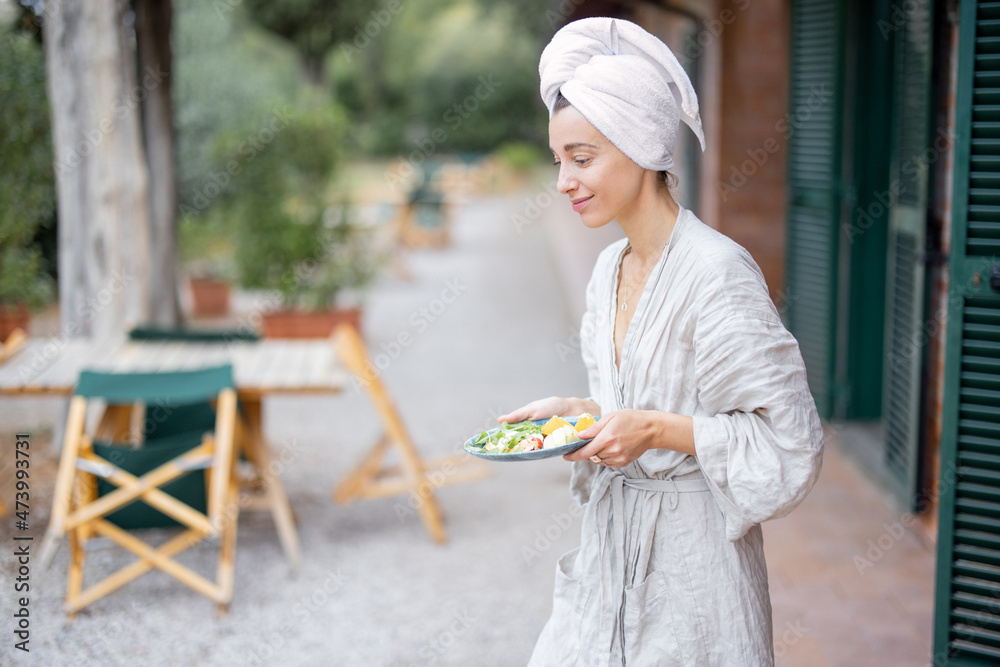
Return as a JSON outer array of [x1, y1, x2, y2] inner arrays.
[[463, 416, 593, 461]]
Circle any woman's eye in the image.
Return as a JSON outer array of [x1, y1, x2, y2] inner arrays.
[[553, 160, 561, 167], [574, 158, 590, 166]]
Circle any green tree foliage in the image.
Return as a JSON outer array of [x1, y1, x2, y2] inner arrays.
[[473, 0, 560, 42], [177, 0, 551, 174], [336, 0, 549, 155], [0, 25, 56, 308], [240, 0, 380, 87], [174, 0, 302, 213]]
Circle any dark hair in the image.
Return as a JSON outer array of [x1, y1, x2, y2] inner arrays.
[[553, 92, 678, 190], [553, 92, 573, 113]]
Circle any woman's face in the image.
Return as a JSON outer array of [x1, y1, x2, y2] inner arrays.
[[549, 105, 647, 228]]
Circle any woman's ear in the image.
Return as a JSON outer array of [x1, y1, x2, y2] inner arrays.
[[644, 168, 665, 190]]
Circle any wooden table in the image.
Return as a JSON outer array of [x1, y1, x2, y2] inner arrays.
[[0, 335, 349, 397], [0, 326, 488, 544]]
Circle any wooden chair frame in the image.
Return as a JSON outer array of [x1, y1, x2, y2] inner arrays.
[[0, 327, 27, 366], [40, 382, 240, 616]]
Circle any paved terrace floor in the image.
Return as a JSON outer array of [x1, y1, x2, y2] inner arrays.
[[0, 188, 935, 665]]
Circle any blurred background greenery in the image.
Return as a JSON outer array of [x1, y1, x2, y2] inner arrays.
[[0, 19, 55, 311], [1, 0, 560, 316]]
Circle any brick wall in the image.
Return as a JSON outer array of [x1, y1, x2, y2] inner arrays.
[[563, 0, 791, 303], [715, 0, 790, 303]]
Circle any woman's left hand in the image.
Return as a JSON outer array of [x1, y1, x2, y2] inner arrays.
[[565, 409, 656, 468]]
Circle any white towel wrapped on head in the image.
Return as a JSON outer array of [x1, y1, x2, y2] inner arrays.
[[539, 17, 706, 171]]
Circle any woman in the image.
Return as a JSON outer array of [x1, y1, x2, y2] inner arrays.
[[497, 18, 824, 666]]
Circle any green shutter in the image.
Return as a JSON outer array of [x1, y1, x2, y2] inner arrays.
[[842, 0, 894, 421], [786, 0, 843, 419], [933, 0, 1000, 662], [881, 0, 934, 508]]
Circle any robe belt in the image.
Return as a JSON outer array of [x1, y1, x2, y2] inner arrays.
[[594, 470, 711, 666]]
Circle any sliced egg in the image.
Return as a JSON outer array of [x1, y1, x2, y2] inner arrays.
[[543, 424, 581, 449]]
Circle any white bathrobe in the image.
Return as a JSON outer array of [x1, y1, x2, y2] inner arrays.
[[528, 206, 824, 666]]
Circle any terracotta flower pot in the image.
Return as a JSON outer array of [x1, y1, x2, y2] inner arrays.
[[260, 308, 362, 339], [190, 277, 231, 317], [0, 304, 29, 341]]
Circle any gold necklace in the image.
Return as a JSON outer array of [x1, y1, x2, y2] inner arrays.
[[620, 245, 665, 311]]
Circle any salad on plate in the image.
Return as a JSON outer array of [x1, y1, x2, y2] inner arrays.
[[464, 413, 597, 460]]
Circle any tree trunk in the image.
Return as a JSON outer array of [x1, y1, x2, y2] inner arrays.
[[135, 0, 180, 325], [45, 0, 153, 339], [301, 52, 331, 98]]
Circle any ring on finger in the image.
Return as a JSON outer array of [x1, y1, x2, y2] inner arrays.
[[589, 455, 603, 464]]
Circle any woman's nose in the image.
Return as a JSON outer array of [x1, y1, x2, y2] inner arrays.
[[557, 165, 575, 194]]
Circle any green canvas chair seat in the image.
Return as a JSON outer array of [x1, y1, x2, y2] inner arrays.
[[143, 401, 218, 440], [92, 430, 209, 529]]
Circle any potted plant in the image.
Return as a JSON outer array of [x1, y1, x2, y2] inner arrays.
[[0, 244, 53, 340], [216, 105, 388, 337], [178, 211, 237, 317], [188, 274, 232, 318], [256, 205, 386, 337]]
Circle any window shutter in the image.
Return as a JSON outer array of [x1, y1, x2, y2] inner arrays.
[[786, 0, 843, 419], [881, 0, 933, 508], [933, 1, 1000, 662]]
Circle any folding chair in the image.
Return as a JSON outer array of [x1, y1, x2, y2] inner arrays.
[[127, 325, 300, 571], [39, 365, 240, 615]]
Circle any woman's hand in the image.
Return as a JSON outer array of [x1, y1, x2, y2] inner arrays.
[[496, 396, 600, 424], [568, 410, 696, 467]]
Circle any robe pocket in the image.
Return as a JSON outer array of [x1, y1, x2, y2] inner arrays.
[[623, 570, 683, 665], [547, 547, 592, 665]]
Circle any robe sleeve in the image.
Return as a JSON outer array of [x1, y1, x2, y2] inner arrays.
[[691, 312, 824, 542], [570, 265, 604, 507]]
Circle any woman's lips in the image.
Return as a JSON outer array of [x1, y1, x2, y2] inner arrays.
[[572, 196, 593, 212]]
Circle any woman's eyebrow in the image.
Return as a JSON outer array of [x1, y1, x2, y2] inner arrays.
[[549, 141, 600, 154]]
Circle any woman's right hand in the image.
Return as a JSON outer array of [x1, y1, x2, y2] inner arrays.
[[496, 396, 599, 424]]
